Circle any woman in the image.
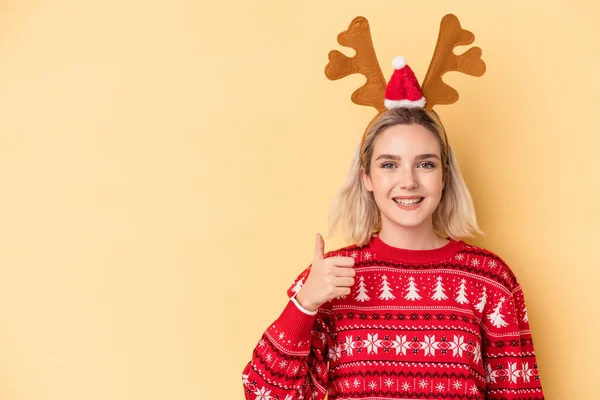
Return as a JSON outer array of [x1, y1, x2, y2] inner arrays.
[[242, 59, 544, 400]]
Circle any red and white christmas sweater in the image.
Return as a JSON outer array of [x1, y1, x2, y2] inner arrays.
[[242, 235, 544, 400]]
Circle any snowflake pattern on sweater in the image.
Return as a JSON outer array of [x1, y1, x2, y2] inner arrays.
[[242, 236, 544, 400]]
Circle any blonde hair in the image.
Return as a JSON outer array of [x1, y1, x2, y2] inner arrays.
[[328, 107, 482, 246]]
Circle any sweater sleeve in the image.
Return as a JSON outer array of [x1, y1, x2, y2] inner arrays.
[[241, 266, 334, 400], [481, 264, 545, 400]]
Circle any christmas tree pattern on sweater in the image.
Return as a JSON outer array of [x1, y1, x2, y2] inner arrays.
[[242, 236, 544, 400]]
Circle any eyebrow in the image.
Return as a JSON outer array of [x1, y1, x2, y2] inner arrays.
[[374, 153, 441, 161]]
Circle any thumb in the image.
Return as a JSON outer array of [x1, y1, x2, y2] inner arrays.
[[314, 233, 325, 261]]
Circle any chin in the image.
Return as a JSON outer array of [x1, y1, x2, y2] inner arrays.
[[386, 210, 435, 230], [384, 214, 431, 229], [394, 219, 430, 229]]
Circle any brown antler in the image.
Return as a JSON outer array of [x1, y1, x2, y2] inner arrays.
[[325, 17, 387, 113], [421, 14, 486, 109]]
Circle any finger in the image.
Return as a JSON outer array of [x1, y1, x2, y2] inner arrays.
[[326, 256, 355, 267], [313, 233, 325, 261], [334, 267, 356, 278], [335, 277, 355, 287], [334, 287, 352, 297]]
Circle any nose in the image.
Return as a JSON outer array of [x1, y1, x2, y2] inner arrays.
[[400, 167, 418, 189]]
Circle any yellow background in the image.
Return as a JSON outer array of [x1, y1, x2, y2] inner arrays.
[[0, 1, 597, 399]]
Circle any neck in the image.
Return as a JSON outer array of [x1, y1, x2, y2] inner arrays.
[[377, 221, 448, 250]]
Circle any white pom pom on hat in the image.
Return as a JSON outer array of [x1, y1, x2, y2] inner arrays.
[[392, 56, 407, 69]]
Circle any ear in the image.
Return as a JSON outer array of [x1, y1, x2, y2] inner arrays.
[[361, 168, 373, 192]]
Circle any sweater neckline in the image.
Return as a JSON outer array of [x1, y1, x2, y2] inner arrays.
[[369, 234, 464, 263]]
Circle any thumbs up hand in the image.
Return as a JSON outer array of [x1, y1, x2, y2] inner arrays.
[[295, 234, 356, 312]]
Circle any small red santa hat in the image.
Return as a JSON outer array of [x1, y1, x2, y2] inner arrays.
[[384, 56, 426, 109]]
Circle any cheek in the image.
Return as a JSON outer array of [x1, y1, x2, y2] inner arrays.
[[423, 174, 445, 193], [371, 175, 395, 193]]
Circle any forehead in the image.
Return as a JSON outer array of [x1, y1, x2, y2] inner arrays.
[[373, 124, 440, 156]]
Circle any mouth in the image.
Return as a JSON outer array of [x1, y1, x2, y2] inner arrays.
[[393, 197, 424, 206]]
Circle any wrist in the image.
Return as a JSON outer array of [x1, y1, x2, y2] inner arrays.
[[295, 290, 319, 312]]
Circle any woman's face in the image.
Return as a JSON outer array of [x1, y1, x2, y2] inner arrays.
[[361, 123, 445, 233]]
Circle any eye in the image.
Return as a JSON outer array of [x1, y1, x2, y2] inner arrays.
[[418, 161, 436, 169], [381, 162, 396, 169]]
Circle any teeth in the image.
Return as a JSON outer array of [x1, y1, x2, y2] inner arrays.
[[394, 198, 423, 206]]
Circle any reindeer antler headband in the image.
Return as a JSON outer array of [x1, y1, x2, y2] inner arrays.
[[324, 14, 486, 166]]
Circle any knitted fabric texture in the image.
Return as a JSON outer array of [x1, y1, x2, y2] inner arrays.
[[242, 236, 544, 400]]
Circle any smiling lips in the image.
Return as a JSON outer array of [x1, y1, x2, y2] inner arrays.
[[393, 197, 424, 206]]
